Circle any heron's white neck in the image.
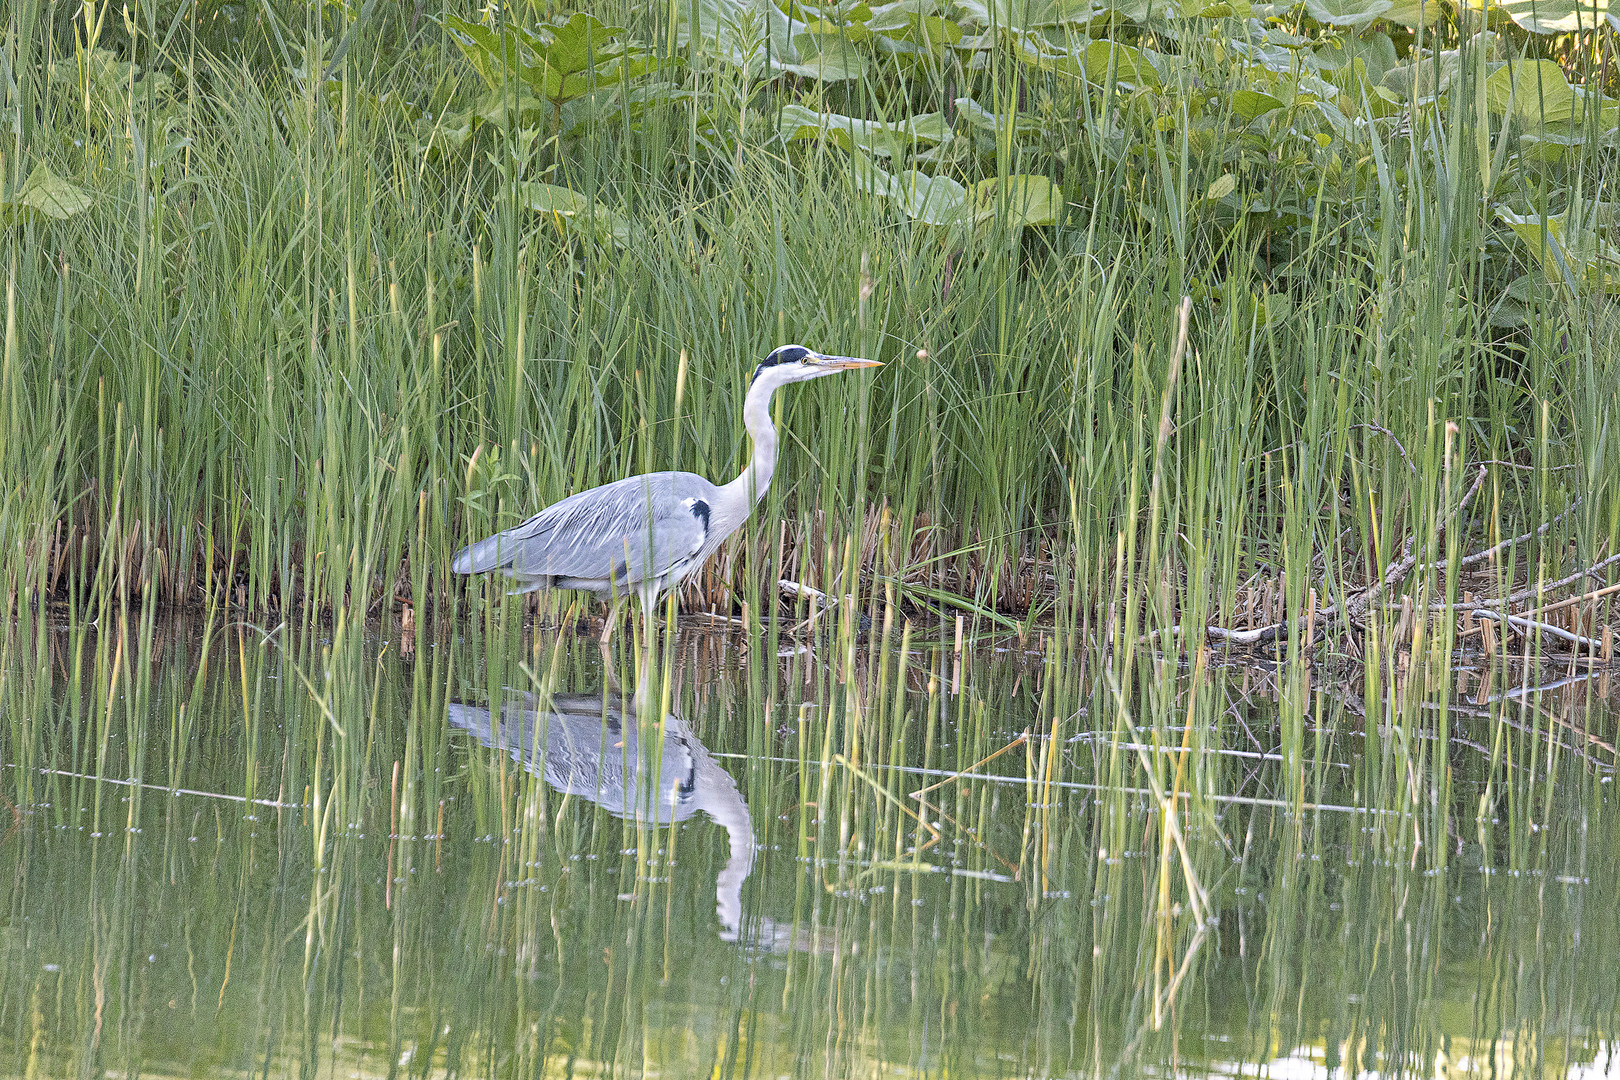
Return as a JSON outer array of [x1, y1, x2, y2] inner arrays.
[[718, 372, 784, 521]]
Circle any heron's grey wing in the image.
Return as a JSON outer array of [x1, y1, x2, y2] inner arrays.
[[453, 473, 714, 586]]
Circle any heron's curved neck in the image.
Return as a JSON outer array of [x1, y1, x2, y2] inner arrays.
[[723, 374, 782, 509]]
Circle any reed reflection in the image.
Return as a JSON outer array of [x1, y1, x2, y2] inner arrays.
[[447, 678, 758, 942]]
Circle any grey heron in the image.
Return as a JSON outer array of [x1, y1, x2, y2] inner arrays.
[[451, 344, 881, 641]]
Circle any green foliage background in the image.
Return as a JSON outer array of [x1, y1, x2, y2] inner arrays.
[[3, 0, 1619, 632]]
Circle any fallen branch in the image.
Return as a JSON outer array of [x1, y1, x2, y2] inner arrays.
[[1518, 575, 1620, 618], [1346, 465, 1490, 622], [778, 579, 852, 607], [1448, 497, 1582, 574], [1342, 490, 1579, 626], [1441, 549, 1620, 613], [1137, 475, 1596, 657], [1471, 608, 1603, 652], [1203, 621, 1295, 646]]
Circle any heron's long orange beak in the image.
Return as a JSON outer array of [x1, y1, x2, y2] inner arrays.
[[811, 352, 883, 369]]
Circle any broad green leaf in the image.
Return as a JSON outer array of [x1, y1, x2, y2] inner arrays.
[[953, 95, 1044, 136], [954, 95, 1000, 131], [1197, 0, 1254, 15], [517, 182, 630, 246], [1263, 26, 1313, 45], [1499, 210, 1576, 286], [1302, 0, 1393, 27], [1206, 173, 1237, 200], [895, 170, 969, 224], [850, 152, 901, 200], [669, 0, 805, 72], [1495, 0, 1620, 33], [1081, 40, 1161, 84], [4, 164, 95, 223], [1313, 32, 1396, 83], [904, 112, 955, 141], [953, 0, 1109, 27], [795, 20, 875, 41], [534, 12, 622, 77], [558, 82, 693, 138], [1379, 36, 1494, 101], [869, 13, 964, 47], [1096, 0, 1188, 20], [945, 0, 993, 24], [970, 174, 1064, 226], [1378, 0, 1436, 25], [779, 102, 832, 141], [1485, 59, 1579, 125], [1499, 208, 1620, 293], [824, 1, 877, 21], [1015, 37, 1160, 87], [1516, 132, 1578, 163], [866, 0, 943, 29], [778, 103, 952, 156], [1229, 89, 1285, 120], [444, 15, 522, 89], [1227, 38, 1297, 72], [845, 154, 970, 225], [779, 33, 870, 79], [469, 86, 549, 128], [1489, 273, 1551, 327], [446, 14, 645, 103]]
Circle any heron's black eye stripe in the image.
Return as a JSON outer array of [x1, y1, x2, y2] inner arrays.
[[689, 499, 711, 532], [751, 345, 811, 383]]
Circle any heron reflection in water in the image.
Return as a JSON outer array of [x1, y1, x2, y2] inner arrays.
[[448, 682, 767, 944]]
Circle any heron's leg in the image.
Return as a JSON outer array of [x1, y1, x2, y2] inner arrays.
[[599, 596, 625, 648], [599, 596, 626, 694], [639, 591, 658, 640]]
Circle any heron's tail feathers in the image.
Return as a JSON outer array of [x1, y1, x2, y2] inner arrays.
[[451, 531, 519, 575]]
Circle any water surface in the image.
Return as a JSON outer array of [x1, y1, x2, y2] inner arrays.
[[2, 614, 1616, 1078]]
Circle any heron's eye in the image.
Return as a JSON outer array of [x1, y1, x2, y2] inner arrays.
[[752, 344, 811, 384]]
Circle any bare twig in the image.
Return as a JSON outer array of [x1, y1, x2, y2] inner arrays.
[[1454, 464, 1488, 521], [1349, 422, 1417, 476], [1474, 458, 1579, 472], [1395, 462, 1488, 570], [911, 732, 1030, 798]]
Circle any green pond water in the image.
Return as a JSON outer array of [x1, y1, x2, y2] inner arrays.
[[1, 611, 1617, 1078]]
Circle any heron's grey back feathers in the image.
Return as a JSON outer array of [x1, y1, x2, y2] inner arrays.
[[451, 471, 723, 595]]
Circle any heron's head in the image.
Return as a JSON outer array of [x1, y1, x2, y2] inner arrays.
[[751, 344, 882, 387]]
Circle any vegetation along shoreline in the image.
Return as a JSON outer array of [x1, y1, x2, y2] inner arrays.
[[3, 0, 1617, 667]]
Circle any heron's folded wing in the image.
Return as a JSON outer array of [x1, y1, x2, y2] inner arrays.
[[486, 475, 709, 585]]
